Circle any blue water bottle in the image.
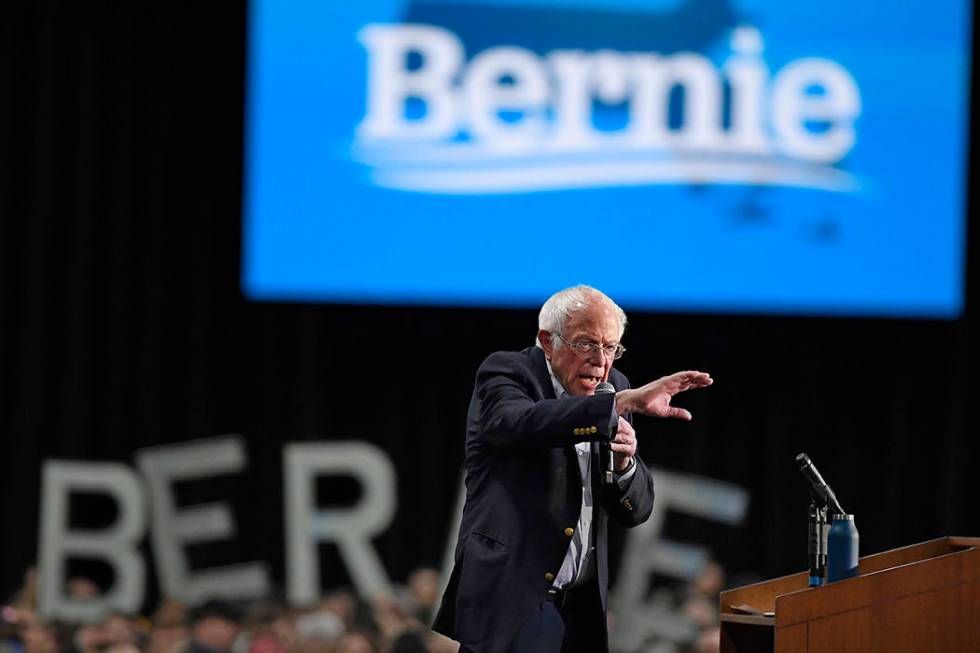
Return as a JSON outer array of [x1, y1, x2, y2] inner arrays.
[[827, 514, 859, 582]]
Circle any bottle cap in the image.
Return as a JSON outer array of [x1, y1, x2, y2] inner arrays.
[[832, 513, 854, 521]]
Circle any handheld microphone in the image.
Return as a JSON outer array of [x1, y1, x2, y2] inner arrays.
[[796, 453, 845, 515], [596, 382, 616, 485]]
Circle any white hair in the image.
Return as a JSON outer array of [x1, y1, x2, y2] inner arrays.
[[535, 285, 627, 348]]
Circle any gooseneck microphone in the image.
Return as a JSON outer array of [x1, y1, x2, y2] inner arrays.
[[596, 382, 616, 485], [796, 453, 845, 515], [796, 453, 844, 587]]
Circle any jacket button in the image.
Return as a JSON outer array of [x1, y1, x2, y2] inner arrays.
[[564, 527, 574, 537], [544, 572, 555, 582], [590, 426, 598, 434]]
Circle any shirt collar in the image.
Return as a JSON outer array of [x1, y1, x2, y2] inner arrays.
[[544, 357, 569, 399]]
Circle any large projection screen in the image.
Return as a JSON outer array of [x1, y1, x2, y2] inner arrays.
[[242, 0, 971, 317]]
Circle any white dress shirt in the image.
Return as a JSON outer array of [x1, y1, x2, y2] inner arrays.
[[546, 360, 636, 589]]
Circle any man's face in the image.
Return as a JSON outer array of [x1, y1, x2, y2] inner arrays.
[[539, 301, 621, 397]]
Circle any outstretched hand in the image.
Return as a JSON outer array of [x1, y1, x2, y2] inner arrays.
[[616, 371, 713, 420]]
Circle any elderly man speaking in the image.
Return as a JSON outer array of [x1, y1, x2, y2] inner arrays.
[[432, 285, 712, 653]]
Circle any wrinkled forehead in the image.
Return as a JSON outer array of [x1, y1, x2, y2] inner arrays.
[[563, 301, 622, 340]]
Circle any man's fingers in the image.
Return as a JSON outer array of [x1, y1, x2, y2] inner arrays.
[[612, 415, 638, 457], [626, 371, 712, 417], [617, 416, 635, 437], [666, 406, 693, 421], [610, 442, 636, 454], [612, 417, 636, 449], [673, 371, 713, 390]]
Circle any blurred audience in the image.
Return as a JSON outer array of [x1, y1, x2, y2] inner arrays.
[[400, 570, 439, 626], [674, 559, 725, 653], [1, 559, 732, 653], [147, 600, 188, 653], [184, 601, 241, 653]]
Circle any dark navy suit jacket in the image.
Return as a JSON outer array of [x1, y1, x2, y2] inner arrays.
[[432, 346, 656, 653]]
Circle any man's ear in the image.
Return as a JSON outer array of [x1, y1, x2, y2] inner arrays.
[[537, 330, 555, 359]]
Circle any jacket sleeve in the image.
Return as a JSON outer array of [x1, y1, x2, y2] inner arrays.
[[601, 453, 655, 527], [474, 352, 618, 451]]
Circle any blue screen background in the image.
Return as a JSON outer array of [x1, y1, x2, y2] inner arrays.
[[242, 0, 971, 317]]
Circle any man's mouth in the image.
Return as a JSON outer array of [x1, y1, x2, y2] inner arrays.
[[578, 375, 602, 391]]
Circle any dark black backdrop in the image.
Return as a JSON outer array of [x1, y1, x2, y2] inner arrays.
[[2, 3, 978, 607]]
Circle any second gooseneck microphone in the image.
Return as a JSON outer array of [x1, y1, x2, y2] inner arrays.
[[596, 382, 617, 485]]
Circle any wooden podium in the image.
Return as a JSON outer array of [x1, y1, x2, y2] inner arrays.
[[719, 537, 980, 652]]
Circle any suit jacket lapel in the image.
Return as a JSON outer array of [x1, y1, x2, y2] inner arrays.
[[530, 347, 584, 520]]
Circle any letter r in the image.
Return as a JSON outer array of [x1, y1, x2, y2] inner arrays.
[[284, 441, 396, 604]]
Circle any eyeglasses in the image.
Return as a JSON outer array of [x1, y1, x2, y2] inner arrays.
[[556, 334, 626, 360]]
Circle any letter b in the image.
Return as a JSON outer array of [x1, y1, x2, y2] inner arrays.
[[38, 461, 147, 621], [357, 24, 462, 140]]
